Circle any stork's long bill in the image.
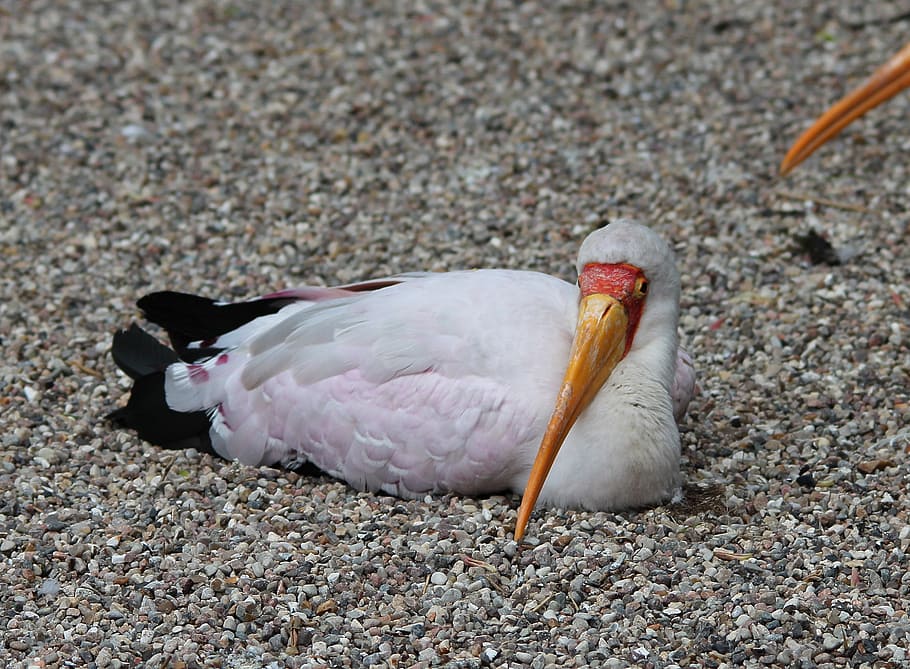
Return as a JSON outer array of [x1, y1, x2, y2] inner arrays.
[[781, 42, 910, 175], [514, 262, 648, 541]]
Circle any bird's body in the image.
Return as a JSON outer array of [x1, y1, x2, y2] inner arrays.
[[111, 220, 695, 536]]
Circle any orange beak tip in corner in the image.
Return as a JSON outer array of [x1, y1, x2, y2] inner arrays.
[[513, 292, 631, 542], [780, 42, 910, 176]]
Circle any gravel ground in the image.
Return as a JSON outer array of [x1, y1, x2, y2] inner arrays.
[[2, 1, 909, 667]]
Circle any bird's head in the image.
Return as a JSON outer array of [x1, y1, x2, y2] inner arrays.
[[514, 220, 679, 540]]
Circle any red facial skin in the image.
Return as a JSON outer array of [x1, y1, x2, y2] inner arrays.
[[578, 263, 647, 357]]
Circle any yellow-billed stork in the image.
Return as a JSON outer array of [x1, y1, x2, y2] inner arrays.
[[110, 219, 695, 540]]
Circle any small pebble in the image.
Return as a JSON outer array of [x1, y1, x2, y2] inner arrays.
[[37, 579, 60, 597]]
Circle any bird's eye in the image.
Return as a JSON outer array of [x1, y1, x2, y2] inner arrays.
[[636, 279, 649, 296]]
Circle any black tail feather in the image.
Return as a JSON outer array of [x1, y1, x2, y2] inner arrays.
[[111, 323, 179, 379], [137, 291, 296, 360], [109, 317, 323, 473], [108, 372, 214, 453], [109, 324, 214, 454], [111, 289, 295, 458]]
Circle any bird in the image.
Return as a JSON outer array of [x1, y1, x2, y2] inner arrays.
[[109, 219, 696, 541], [780, 42, 910, 175]]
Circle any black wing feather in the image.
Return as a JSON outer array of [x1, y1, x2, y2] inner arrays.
[[137, 290, 296, 359]]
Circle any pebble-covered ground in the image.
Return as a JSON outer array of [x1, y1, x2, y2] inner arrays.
[[2, 1, 909, 667]]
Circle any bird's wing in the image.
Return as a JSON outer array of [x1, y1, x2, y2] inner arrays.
[[671, 346, 697, 423], [182, 273, 436, 354], [240, 285, 470, 390], [162, 270, 577, 496]]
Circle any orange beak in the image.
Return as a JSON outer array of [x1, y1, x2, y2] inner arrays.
[[513, 293, 630, 541], [780, 42, 910, 175]]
